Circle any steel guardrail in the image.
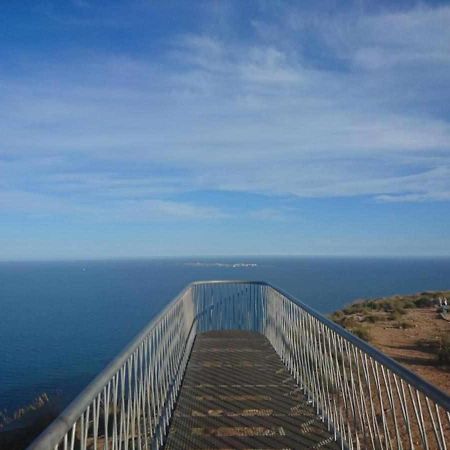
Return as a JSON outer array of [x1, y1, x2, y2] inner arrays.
[[27, 281, 450, 450]]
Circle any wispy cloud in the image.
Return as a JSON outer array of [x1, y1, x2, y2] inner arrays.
[[0, 189, 226, 222], [1, 1, 449, 228]]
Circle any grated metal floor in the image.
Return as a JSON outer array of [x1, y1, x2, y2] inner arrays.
[[164, 331, 340, 449]]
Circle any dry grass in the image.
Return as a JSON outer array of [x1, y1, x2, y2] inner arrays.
[[329, 290, 450, 394]]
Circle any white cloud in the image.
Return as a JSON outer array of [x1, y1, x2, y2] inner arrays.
[[0, 189, 226, 221], [352, 6, 450, 69], [104, 199, 227, 221], [0, 2, 449, 220], [376, 192, 450, 203]]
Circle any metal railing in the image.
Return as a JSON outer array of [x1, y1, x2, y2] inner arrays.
[[28, 281, 450, 450]]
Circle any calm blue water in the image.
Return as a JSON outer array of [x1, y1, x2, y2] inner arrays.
[[1, 257, 450, 413]]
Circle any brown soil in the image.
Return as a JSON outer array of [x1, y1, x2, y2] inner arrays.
[[331, 291, 450, 395], [369, 307, 450, 394]]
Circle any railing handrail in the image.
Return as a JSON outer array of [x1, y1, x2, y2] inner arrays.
[[27, 283, 193, 450], [265, 281, 450, 411], [191, 279, 450, 410], [27, 280, 450, 449]]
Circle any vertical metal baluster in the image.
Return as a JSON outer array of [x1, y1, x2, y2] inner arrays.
[[398, 377, 415, 450], [425, 397, 445, 450], [383, 368, 402, 450], [361, 354, 382, 447], [110, 375, 118, 450], [408, 385, 429, 450], [371, 359, 392, 449], [126, 358, 133, 450], [80, 411, 85, 450], [118, 366, 126, 450], [356, 348, 375, 448], [104, 382, 111, 450], [84, 406, 91, 450], [70, 422, 76, 450], [435, 404, 447, 450]]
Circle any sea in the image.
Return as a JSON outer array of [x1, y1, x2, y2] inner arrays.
[[1, 256, 450, 415]]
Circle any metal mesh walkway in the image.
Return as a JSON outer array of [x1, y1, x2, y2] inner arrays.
[[165, 331, 340, 449]]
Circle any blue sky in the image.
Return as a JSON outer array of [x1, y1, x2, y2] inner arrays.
[[1, 0, 450, 259]]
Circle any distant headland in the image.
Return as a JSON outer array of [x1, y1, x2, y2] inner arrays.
[[184, 262, 258, 268]]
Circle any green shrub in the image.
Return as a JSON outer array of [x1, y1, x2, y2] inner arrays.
[[343, 302, 365, 314], [381, 301, 395, 312], [438, 335, 450, 366], [330, 311, 344, 324], [388, 311, 401, 321], [396, 320, 414, 329], [341, 316, 358, 329], [366, 301, 379, 310], [365, 313, 381, 323], [414, 297, 435, 308], [402, 300, 416, 309], [350, 326, 371, 342]]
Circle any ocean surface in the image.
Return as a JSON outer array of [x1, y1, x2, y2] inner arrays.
[[1, 257, 450, 414]]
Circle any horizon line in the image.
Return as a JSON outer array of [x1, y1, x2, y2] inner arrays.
[[1, 254, 450, 263]]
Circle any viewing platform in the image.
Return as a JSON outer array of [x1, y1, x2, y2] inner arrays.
[[28, 281, 450, 450], [165, 331, 338, 449]]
